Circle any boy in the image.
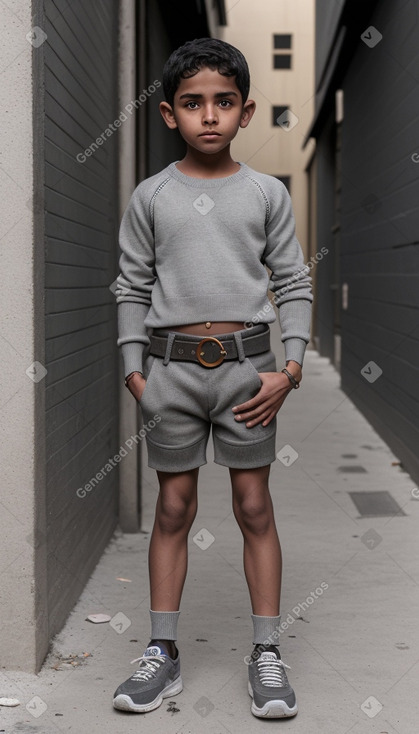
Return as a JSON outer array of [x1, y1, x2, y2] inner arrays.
[[113, 38, 312, 719]]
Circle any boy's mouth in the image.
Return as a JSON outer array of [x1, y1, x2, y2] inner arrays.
[[199, 131, 220, 137]]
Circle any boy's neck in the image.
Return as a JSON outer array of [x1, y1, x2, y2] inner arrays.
[[176, 146, 241, 179]]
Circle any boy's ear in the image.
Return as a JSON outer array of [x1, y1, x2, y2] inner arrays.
[[239, 99, 256, 129], [159, 101, 178, 129]]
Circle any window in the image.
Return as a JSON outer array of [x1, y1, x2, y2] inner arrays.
[[273, 55, 292, 69], [274, 34, 291, 49], [272, 105, 289, 127], [273, 34, 292, 69]]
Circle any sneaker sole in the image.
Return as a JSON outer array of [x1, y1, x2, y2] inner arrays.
[[113, 676, 183, 713], [248, 681, 298, 718]]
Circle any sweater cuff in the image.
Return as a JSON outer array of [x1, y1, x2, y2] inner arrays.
[[120, 342, 146, 379], [283, 337, 308, 367]]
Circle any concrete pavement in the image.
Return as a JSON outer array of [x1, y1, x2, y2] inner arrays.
[[1, 322, 419, 734]]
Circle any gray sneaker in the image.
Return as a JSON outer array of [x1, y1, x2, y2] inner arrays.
[[248, 648, 298, 718], [113, 644, 182, 713]]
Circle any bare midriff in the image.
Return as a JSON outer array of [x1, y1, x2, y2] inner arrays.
[[166, 321, 246, 336]]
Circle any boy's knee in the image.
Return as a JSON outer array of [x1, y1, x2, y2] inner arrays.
[[157, 492, 196, 533], [235, 493, 271, 534]]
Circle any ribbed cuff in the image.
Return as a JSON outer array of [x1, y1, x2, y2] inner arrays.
[[117, 300, 150, 377], [283, 337, 307, 366], [278, 298, 312, 362], [150, 609, 180, 641], [251, 614, 281, 645], [120, 342, 146, 378]]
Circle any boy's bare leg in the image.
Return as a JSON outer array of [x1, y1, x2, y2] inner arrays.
[[148, 468, 199, 611], [230, 464, 281, 616], [113, 469, 197, 709]]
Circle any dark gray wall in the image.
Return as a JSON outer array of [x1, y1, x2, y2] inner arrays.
[[145, 0, 211, 176], [339, 0, 419, 482], [315, 0, 345, 91], [146, 0, 185, 175], [314, 113, 336, 360], [43, 0, 119, 637]]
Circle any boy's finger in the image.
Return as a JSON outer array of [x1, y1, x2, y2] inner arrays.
[[234, 400, 274, 421], [232, 401, 263, 417], [232, 392, 265, 413], [246, 411, 272, 427], [233, 391, 279, 414]]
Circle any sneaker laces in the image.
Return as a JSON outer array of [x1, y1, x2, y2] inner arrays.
[[129, 654, 167, 681], [257, 653, 291, 688]]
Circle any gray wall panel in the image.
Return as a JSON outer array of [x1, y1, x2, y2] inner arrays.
[[315, 0, 345, 90], [339, 0, 419, 482], [147, 0, 191, 176], [43, 0, 119, 640], [314, 114, 336, 359]]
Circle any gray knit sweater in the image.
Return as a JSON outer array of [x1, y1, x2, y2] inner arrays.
[[115, 162, 313, 377]]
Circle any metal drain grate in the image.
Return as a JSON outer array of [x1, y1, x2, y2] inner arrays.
[[349, 491, 406, 517]]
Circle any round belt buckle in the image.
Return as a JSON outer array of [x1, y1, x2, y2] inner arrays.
[[196, 336, 227, 368]]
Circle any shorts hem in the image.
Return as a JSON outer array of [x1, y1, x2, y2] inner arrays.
[[213, 434, 277, 470], [146, 435, 208, 473]]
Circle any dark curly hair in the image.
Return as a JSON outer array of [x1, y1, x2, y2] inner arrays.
[[162, 37, 250, 107]]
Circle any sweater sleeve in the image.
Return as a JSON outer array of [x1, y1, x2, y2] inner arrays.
[[262, 180, 313, 366], [115, 185, 156, 377]]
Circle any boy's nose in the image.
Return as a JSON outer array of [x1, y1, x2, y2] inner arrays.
[[202, 106, 217, 124]]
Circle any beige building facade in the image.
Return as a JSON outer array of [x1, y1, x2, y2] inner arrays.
[[211, 0, 315, 256]]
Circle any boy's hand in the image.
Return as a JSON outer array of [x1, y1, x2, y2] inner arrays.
[[232, 361, 302, 427], [126, 372, 147, 402]]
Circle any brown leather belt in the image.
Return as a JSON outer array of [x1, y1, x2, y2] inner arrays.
[[149, 325, 270, 368]]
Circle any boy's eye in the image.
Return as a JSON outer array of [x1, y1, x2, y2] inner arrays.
[[184, 99, 232, 109]]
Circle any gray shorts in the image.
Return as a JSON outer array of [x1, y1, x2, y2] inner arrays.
[[139, 324, 277, 472]]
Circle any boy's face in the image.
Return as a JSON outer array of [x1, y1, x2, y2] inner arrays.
[[159, 67, 255, 155]]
